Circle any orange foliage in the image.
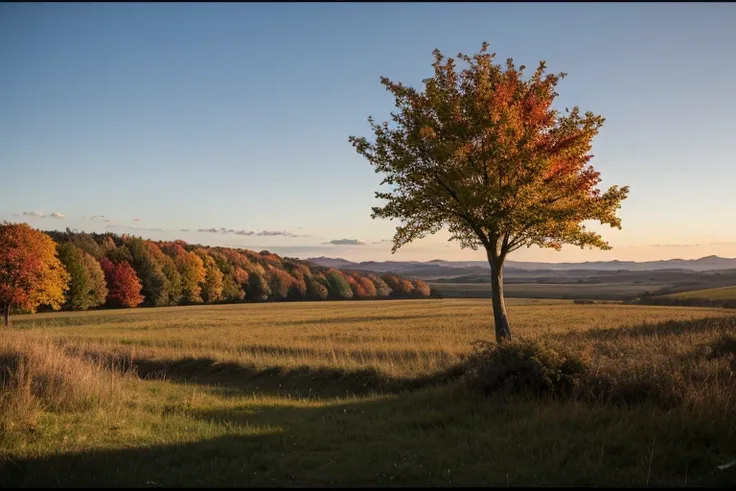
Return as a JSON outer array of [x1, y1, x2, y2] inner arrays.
[[100, 258, 144, 308], [0, 222, 70, 324]]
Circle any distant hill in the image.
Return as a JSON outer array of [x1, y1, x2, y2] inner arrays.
[[306, 255, 736, 276]]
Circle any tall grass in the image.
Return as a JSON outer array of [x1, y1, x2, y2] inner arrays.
[[2, 300, 735, 486], [0, 331, 127, 432]]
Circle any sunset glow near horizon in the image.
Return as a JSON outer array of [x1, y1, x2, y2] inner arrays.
[[2, 3, 735, 263]]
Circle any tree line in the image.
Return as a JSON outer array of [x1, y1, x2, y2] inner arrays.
[[0, 222, 432, 325]]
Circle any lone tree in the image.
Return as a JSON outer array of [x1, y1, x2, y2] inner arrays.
[[349, 43, 629, 342], [0, 222, 70, 326]]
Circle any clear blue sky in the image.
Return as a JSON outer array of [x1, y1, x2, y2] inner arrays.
[[1, 3, 735, 262]]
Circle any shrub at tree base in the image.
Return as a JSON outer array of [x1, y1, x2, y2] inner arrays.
[[465, 339, 588, 398], [464, 338, 703, 409]]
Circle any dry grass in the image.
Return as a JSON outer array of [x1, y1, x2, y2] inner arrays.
[[2, 299, 735, 486], [0, 330, 127, 432], [10, 299, 733, 378], [664, 285, 736, 301]]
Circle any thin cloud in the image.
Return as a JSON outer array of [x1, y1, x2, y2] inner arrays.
[[708, 241, 736, 246], [132, 218, 141, 222], [648, 243, 701, 248], [180, 229, 190, 232], [20, 211, 65, 219], [195, 228, 305, 238], [106, 224, 164, 233], [257, 230, 298, 237], [324, 239, 366, 246]]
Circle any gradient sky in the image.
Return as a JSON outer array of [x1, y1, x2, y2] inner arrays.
[[1, 3, 735, 263]]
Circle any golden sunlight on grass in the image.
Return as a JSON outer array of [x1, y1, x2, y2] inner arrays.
[[1, 300, 735, 487]]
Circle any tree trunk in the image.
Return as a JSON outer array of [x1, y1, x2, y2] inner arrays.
[[2, 303, 9, 327], [488, 256, 512, 343]]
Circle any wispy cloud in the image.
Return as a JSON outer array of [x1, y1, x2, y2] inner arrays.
[[21, 211, 65, 219], [324, 239, 366, 246], [196, 227, 306, 238], [257, 230, 299, 237], [371, 238, 393, 244], [646, 242, 736, 249], [105, 224, 165, 233], [707, 241, 736, 246], [132, 218, 141, 222], [648, 243, 701, 248]]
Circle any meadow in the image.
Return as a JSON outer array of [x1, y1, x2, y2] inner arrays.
[[429, 282, 665, 300], [2, 299, 735, 487], [664, 286, 736, 301]]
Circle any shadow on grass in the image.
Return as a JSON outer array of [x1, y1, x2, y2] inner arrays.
[[131, 357, 468, 399], [64, 344, 467, 399], [2, 385, 734, 488], [555, 315, 736, 343]]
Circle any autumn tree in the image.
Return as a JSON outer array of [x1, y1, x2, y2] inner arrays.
[[268, 266, 294, 301], [287, 270, 308, 301], [326, 269, 353, 300], [381, 274, 414, 298], [125, 238, 171, 306], [351, 273, 377, 299], [67, 229, 104, 260], [305, 274, 329, 301], [58, 242, 108, 310], [100, 258, 144, 308], [221, 274, 245, 302], [247, 271, 270, 302], [0, 222, 70, 325], [367, 274, 392, 298], [147, 242, 182, 305], [173, 247, 206, 304], [413, 279, 432, 298], [350, 43, 629, 341], [106, 243, 133, 264], [194, 249, 224, 303]]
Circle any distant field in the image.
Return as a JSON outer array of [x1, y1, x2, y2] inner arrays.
[[2, 300, 735, 487], [430, 282, 669, 300], [662, 285, 736, 301]]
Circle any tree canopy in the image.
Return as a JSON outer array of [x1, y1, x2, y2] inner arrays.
[[0, 222, 70, 325], [349, 43, 629, 340]]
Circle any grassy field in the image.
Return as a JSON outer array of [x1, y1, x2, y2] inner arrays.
[[663, 286, 736, 301], [429, 282, 666, 300], [2, 299, 735, 487]]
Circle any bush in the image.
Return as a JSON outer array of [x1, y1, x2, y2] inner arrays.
[[464, 338, 690, 408], [465, 339, 588, 398]]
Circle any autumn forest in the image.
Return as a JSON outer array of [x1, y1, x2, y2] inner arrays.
[[0, 223, 431, 324]]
